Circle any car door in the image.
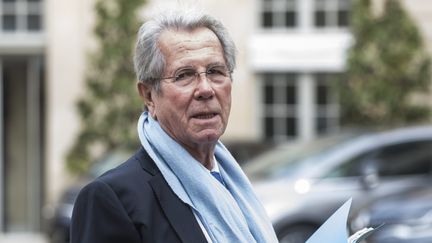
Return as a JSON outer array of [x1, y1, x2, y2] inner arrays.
[[366, 139, 432, 197], [313, 139, 432, 212]]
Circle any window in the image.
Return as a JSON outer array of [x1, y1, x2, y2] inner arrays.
[[261, 73, 298, 141], [261, 73, 341, 141], [315, 73, 339, 135], [0, 0, 43, 32], [314, 0, 350, 28], [261, 0, 298, 28], [373, 141, 432, 176], [324, 140, 432, 178]]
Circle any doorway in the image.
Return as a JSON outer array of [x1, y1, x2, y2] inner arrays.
[[0, 56, 44, 232]]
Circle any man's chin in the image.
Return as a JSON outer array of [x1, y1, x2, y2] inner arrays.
[[194, 130, 223, 144]]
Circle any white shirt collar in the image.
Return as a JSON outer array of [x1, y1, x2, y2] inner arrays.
[[211, 156, 220, 173]]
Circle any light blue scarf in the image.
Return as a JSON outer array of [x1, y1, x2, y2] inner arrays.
[[137, 112, 278, 243]]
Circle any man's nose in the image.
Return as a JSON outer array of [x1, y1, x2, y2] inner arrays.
[[194, 73, 214, 100]]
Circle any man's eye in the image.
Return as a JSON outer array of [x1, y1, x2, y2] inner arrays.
[[174, 70, 195, 81], [207, 67, 226, 76]]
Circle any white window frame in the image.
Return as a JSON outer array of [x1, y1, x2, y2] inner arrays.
[[260, 0, 299, 30], [260, 72, 299, 142], [313, 0, 351, 29], [258, 72, 341, 142], [0, 0, 44, 33], [258, 0, 351, 32]]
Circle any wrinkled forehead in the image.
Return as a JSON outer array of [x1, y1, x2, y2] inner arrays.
[[158, 27, 222, 51], [157, 27, 225, 69]]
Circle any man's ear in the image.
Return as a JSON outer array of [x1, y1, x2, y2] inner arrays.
[[137, 82, 156, 116]]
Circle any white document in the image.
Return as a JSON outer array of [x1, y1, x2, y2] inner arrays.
[[306, 198, 382, 243]]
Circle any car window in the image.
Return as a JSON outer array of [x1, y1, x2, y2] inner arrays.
[[323, 153, 371, 178], [323, 140, 432, 178], [373, 140, 432, 176], [244, 133, 358, 180]]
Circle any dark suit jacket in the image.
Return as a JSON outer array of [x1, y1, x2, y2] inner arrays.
[[70, 147, 208, 243]]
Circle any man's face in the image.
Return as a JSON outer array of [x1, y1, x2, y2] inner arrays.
[[140, 27, 232, 151]]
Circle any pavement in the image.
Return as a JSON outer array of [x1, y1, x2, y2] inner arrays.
[[0, 233, 48, 243]]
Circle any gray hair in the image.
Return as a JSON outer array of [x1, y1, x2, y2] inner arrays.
[[133, 10, 237, 91]]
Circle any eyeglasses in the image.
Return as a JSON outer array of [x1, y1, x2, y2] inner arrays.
[[159, 65, 232, 88]]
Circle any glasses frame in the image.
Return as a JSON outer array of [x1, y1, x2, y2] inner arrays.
[[157, 65, 233, 87]]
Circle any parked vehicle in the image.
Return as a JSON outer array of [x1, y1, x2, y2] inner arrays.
[[46, 150, 132, 243], [244, 126, 432, 243], [350, 186, 432, 243]]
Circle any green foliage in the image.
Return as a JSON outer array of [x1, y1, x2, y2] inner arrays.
[[340, 0, 432, 126], [67, 0, 145, 174]]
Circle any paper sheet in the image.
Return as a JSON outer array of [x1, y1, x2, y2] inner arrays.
[[305, 198, 382, 243], [306, 198, 352, 243]]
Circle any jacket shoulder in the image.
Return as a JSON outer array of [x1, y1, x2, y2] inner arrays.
[[79, 147, 158, 222], [98, 147, 158, 184]]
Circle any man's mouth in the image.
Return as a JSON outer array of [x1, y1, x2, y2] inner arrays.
[[193, 113, 218, 119]]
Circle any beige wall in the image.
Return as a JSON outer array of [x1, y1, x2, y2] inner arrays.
[[403, 0, 432, 53], [45, 0, 95, 203], [402, 0, 432, 108]]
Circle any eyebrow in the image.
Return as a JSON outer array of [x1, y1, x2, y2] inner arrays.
[[172, 62, 227, 73], [206, 62, 226, 68]]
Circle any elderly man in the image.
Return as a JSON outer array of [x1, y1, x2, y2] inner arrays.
[[70, 9, 278, 243]]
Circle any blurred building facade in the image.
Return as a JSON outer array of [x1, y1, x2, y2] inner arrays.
[[0, 0, 431, 236], [0, 0, 45, 235]]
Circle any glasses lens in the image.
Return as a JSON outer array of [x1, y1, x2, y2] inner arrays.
[[206, 66, 229, 82], [173, 69, 196, 86]]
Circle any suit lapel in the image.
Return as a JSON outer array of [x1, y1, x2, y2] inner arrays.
[[136, 148, 207, 243], [149, 175, 207, 243]]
